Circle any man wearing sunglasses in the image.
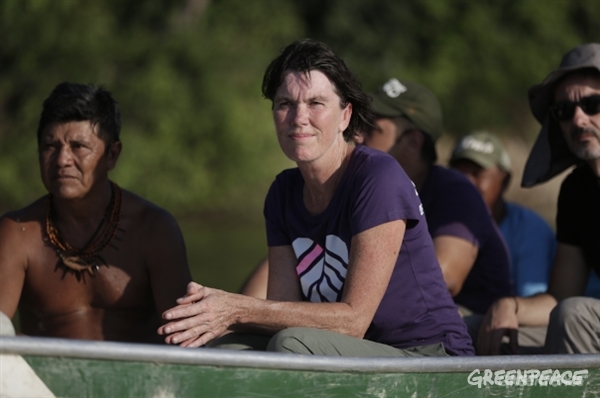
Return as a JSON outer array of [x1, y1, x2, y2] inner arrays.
[[478, 43, 600, 355]]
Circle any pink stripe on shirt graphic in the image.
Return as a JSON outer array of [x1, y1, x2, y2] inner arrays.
[[296, 244, 323, 275]]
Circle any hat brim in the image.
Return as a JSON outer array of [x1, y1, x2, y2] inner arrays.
[[529, 43, 600, 123], [451, 151, 497, 170], [521, 114, 580, 187], [528, 66, 596, 123], [371, 94, 405, 118]]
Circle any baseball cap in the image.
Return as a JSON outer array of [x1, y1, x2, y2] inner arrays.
[[371, 78, 443, 141], [522, 42, 600, 187], [450, 131, 511, 172]]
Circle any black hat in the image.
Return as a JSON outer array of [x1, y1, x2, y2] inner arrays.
[[522, 43, 600, 187]]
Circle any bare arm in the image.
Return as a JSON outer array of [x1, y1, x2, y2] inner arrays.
[[157, 219, 406, 347], [145, 210, 193, 319], [239, 258, 269, 299], [477, 293, 557, 355], [477, 242, 588, 355], [0, 216, 27, 319], [266, 246, 302, 301], [433, 235, 478, 296]]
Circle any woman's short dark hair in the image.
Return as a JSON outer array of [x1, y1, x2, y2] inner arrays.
[[262, 39, 374, 141], [37, 82, 121, 148]]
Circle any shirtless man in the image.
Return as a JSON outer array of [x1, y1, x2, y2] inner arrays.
[[0, 82, 192, 343]]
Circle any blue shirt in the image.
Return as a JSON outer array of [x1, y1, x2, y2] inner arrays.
[[499, 201, 600, 298], [499, 202, 555, 297]]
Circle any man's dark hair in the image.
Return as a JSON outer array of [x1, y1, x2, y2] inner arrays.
[[37, 82, 121, 148], [420, 132, 438, 165], [262, 39, 374, 141]]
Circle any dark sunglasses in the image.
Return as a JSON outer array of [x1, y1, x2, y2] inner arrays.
[[550, 95, 600, 121]]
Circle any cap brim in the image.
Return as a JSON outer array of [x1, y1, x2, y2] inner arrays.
[[451, 151, 497, 170], [371, 94, 405, 118]]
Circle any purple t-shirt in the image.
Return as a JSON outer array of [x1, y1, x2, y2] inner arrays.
[[420, 165, 512, 314], [264, 145, 474, 356]]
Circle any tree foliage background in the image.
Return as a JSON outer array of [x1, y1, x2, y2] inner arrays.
[[1, 0, 599, 290], [1, 0, 599, 215]]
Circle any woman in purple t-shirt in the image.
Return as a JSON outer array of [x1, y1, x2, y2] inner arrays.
[[158, 39, 473, 356]]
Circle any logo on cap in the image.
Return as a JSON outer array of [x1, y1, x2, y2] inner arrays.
[[383, 78, 407, 98], [460, 137, 494, 154], [501, 152, 511, 169]]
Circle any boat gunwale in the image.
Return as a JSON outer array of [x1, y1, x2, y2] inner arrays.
[[1, 336, 598, 374]]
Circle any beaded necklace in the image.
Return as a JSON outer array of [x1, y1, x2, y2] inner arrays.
[[46, 181, 122, 274]]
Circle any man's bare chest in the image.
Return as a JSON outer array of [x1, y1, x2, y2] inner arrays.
[[22, 237, 153, 316]]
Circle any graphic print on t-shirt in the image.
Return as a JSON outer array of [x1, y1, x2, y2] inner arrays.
[[292, 235, 348, 302]]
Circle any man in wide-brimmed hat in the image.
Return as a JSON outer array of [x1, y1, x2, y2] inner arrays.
[[478, 43, 600, 355]]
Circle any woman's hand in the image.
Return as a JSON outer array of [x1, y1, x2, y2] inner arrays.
[[157, 282, 239, 347]]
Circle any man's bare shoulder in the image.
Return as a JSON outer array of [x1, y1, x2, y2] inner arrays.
[[0, 197, 48, 282], [0, 197, 47, 240], [119, 188, 180, 232], [116, 187, 190, 307]]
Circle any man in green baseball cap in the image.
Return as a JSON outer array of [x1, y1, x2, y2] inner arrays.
[[450, 131, 512, 224], [450, 131, 555, 299], [362, 78, 512, 318], [365, 78, 442, 187], [451, 131, 511, 174], [370, 78, 444, 141]]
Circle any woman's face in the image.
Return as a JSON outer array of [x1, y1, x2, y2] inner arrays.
[[272, 69, 352, 165]]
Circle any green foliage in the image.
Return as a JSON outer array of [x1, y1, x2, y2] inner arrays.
[[1, 0, 599, 215], [290, 0, 599, 135], [0, 0, 299, 213]]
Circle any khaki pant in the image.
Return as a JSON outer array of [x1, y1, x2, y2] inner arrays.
[[463, 297, 600, 355], [545, 297, 600, 354], [207, 327, 450, 357]]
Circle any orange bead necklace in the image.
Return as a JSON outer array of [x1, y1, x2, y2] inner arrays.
[[45, 181, 122, 274]]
